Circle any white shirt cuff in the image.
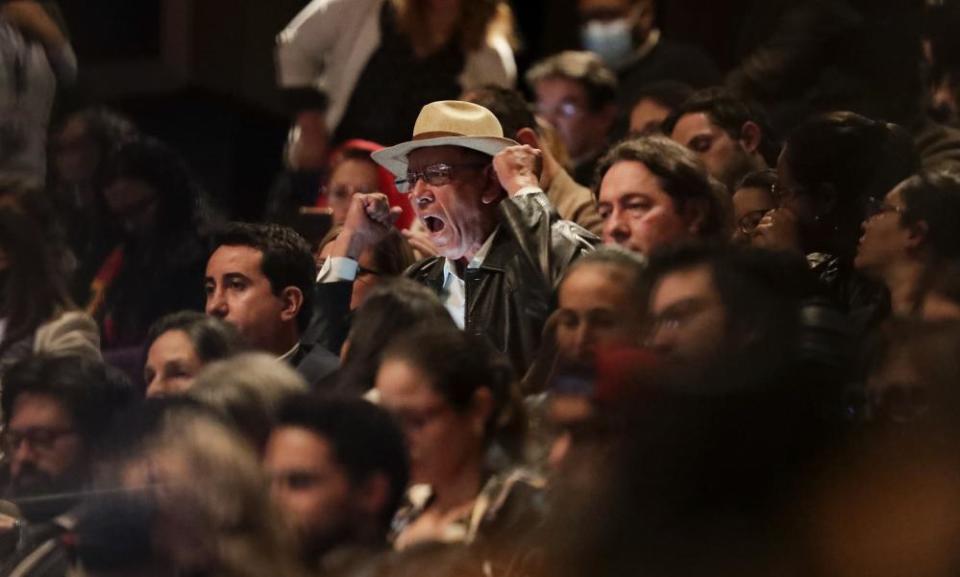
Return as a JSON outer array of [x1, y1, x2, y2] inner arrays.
[[317, 257, 358, 283], [514, 186, 543, 197]]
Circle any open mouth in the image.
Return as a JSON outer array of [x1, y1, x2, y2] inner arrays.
[[423, 216, 445, 233]]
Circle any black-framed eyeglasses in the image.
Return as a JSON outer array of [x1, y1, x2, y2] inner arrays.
[[865, 196, 906, 219], [395, 162, 489, 193], [2, 427, 76, 454]]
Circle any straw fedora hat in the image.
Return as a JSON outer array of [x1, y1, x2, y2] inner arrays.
[[371, 101, 518, 178]]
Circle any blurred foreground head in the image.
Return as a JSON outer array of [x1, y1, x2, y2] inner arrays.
[[83, 400, 305, 577]]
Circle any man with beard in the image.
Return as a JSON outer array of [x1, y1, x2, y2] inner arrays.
[[663, 87, 777, 192], [0, 355, 133, 576], [644, 243, 829, 388]]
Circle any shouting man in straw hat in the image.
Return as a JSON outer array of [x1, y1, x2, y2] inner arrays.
[[320, 100, 597, 373]]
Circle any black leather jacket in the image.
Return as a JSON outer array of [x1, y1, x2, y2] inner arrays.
[[406, 191, 598, 373]]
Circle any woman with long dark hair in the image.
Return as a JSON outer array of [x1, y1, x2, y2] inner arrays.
[[374, 325, 538, 554], [88, 135, 215, 352], [754, 112, 920, 326]]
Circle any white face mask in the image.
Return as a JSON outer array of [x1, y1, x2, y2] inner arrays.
[[580, 18, 634, 69]]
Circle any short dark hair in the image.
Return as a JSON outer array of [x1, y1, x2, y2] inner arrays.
[[629, 81, 694, 115], [382, 325, 525, 458], [2, 356, 136, 447], [595, 136, 731, 242], [145, 310, 244, 363], [645, 244, 820, 372], [466, 85, 536, 139], [734, 168, 778, 194], [526, 51, 618, 111], [896, 169, 960, 260], [339, 279, 455, 394], [275, 394, 409, 530], [211, 223, 317, 332], [662, 87, 780, 166]]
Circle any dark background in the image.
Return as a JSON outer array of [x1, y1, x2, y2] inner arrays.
[[55, 0, 754, 221]]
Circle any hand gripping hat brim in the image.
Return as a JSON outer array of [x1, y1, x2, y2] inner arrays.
[[371, 100, 518, 178]]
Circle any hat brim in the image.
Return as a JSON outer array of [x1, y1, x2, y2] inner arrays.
[[371, 136, 518, 178]]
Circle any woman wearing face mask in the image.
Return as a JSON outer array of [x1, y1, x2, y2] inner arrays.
[[277, 0, 516, 170], [855, 169, 960, 317], [0, 202, 100, 381]]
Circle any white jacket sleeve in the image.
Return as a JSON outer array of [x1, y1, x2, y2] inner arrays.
[[460, 33, 517, 90], [276, 0, 340, 88]]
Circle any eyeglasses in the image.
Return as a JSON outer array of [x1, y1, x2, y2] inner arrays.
[[395, 162, 488, 193], [865, 196, 906, 219], [737, 209, 772, 235], [643, 298, 715, 344], [2, 427, 76, 454]]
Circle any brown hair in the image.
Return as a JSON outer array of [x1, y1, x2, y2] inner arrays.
[[595, 136, 732, 242]]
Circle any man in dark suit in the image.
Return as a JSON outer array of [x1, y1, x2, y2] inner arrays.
[[204, 223, 338, 386]]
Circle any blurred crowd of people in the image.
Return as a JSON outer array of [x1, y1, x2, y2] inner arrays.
[[4, 0, 960, 576]]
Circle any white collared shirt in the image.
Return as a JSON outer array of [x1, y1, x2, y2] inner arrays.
[[277, 342, 300, 364], [315, 231, 497, 329], [440, 227, 498, 328]]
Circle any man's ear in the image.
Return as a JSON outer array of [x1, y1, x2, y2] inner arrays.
[[515, 127, 542, 149], [278, 286, 304, 322], [481, 165, 506, 205], [738, 121, 762, 155]]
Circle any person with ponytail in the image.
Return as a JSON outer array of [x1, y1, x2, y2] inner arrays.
[[374, 324, 541, 553], [754, 111, 920, 327], [855, 169, 960, 317]]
